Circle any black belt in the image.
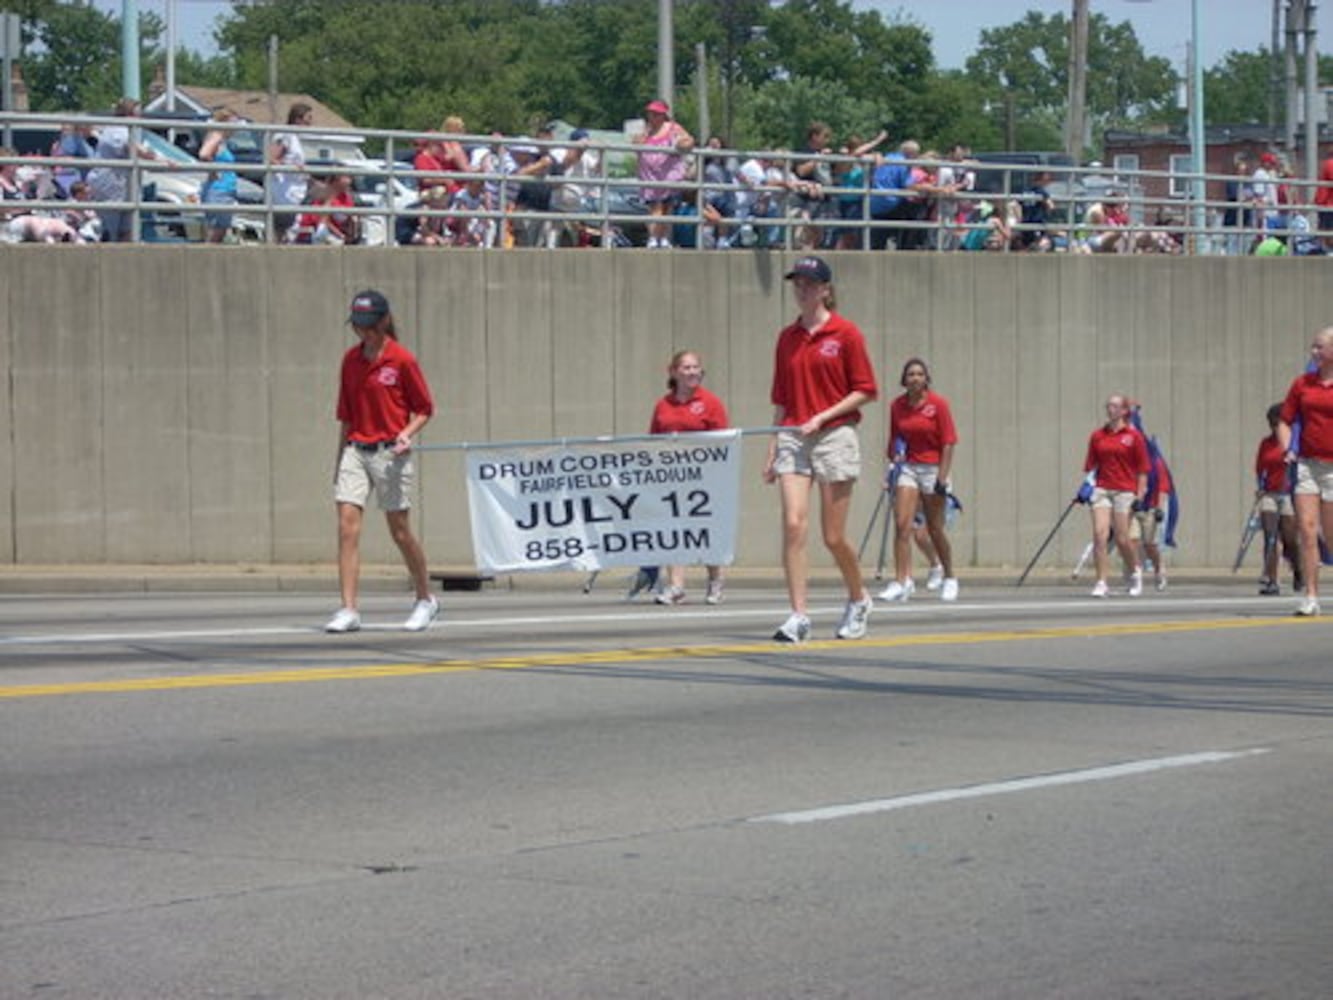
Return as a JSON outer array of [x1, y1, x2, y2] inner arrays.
[[350, 440, 395, 452]]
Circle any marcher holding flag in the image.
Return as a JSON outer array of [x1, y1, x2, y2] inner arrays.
[[764, 255, 879, 643], [1126, 400, 1180, 591], [1277, 326, 1333, 617], [649, 349, 730, 605], [878, 358, 960, 603], [1254, 403, 1302, 595], [1083, 394, 1150, 598]]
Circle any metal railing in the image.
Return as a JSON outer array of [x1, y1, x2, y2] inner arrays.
[[3, 110, 1330, 255]]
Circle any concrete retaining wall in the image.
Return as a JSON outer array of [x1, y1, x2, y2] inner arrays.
[[1, 246, 1326, 570]]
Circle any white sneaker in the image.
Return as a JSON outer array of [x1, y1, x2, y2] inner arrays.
[[324, 607, 361, 633], [1294, 595, 1321, 617], [404, 596, 440, 631], [1090, 580, 1109, 598], [940, 578, 959, 602], [925, 564, 945, 591], [835, 596, 872, 640], [705, 579, 725, 605], [772, 612, 811, 643], [1127, 570, 1143, 597], [655, 585, 685, 605], [877, 578, 915, 602], [1155, 573, 1168, 592]]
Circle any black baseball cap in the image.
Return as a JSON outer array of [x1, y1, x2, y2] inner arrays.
[[348, 289, 390, 327], [784, 255, 833, 283]]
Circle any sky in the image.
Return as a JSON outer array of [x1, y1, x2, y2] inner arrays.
[[132, 0, 1279, 71], [858, 1, 1278, 72]]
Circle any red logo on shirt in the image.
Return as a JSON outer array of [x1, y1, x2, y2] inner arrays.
[[377, 367, 399, 387], [922, 403, 937, 418], [690, 401, 705, 416], [819, 341, 841, 358], [1120, 434, 1133, 447]]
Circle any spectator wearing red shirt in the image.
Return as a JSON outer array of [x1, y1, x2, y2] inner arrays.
[[1277, 326, 1333, 616], [648, 350, 730, 606], [878, 358, 960, 604], [325, 290, 439, 634], [295, 174, 359, 245], [1316, 146, 1333, 249], [1255, 403, 1300, 596], [763, 256, 879, 643], [1083, 394, 1150, 598]]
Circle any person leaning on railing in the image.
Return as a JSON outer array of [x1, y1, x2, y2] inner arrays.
[[268, 102, 312, 243], [85, 96, 161, 243], [198, 107, 240, 244]]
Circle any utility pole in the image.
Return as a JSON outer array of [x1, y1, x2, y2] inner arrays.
[[695, 42, 709, 143], [1065, 0, 1089, 161], [1283, 0, 1321, 190], [1300, 2, 1318, 193], [121, 0, 140, 100], [1188, 0, 1205, 253], [165, 0, 175, 110], [657, 0, 674, 108]]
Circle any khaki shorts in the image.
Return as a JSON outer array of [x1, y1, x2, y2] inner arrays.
[[1129, 507, 1161, 544], [334, 443, 414, 511], [897, 462, 946, 494], [1090, 487, 1136, 514], [1293, 458, 1333, 501], [1257, 491, 1295, 516], [772, 425, 861, 483]]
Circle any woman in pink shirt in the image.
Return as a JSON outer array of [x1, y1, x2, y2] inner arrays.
[[635, 99, 694, 249]]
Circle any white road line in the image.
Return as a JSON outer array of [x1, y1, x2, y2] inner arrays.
[[0, 595, 1298, 647], [749, 748, 1271, 825]]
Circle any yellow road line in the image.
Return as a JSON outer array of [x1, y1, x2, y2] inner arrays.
[[0, 615, 1321, 700]]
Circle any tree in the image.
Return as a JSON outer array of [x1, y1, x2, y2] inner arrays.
[[1204, 47, 1333, 127], [964, 11, 1175, 153], [19, 3, 164, 112]]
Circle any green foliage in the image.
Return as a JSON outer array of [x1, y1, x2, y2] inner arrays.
[[13, 0, 1299, 162], [19, 3, 163, 112], [965, 10, 1176, 151]]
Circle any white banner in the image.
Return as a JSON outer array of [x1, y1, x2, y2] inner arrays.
[[466, 430, 744, 573]]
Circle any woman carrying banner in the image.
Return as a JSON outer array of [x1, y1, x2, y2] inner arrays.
[[1083, 393, 1151, 598], [878, 358, 960, 603], [1255, 403, 1301, 595], [1277, 326, 1333, 617], [764, 255, 879, 643], [325, 290, 439, 634], [648, 350, 730, 605]]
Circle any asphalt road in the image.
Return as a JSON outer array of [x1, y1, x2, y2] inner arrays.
[[2, 580, 1331, 999]]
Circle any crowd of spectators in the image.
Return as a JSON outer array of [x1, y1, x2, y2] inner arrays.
[[3, 104, 1331, 256]]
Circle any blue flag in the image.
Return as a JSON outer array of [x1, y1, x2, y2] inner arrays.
[[1128, 405, 1180, 548]]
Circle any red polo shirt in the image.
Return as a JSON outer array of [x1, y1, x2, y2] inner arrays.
[[337, 338, 434, 443], [1280, 372, 1333, 461], [650, 386, 729, 434], [1255, 434, 1287, 492], [1084, 424, 1150, 492], [889, 390, 958, 464], [770, 312, 879, 428]]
